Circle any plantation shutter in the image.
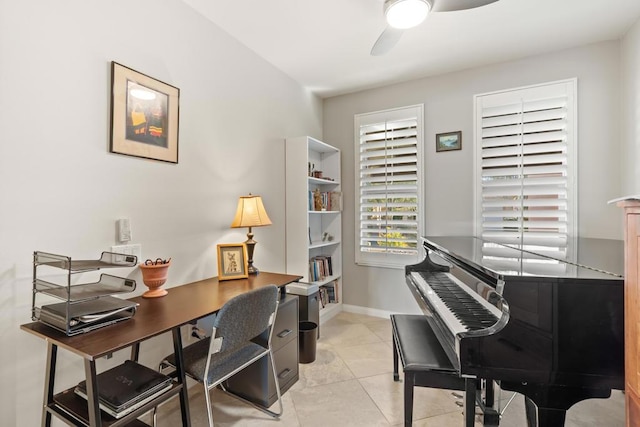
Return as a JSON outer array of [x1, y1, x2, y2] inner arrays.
[[355, 105, 424, 268], [474, 79, 577, 262]]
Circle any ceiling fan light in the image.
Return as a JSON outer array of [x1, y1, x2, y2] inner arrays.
[[385, 0, 430, 29]]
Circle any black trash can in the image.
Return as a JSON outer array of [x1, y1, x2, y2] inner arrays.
[[299, 321, 318, 364]]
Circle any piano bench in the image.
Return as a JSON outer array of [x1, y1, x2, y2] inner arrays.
[[391, 314, 473, 427]]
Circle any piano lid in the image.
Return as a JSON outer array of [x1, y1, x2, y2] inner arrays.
[[423, 236, 623, 282]]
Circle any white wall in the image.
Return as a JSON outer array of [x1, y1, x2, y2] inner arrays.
[[622, 18, 640, 195], [0, 1, 321, 425], [323, 41, 624, 314]]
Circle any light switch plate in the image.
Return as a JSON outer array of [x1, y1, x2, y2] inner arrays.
[[111, 244, 142, 263]]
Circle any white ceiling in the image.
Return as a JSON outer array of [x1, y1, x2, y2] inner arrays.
[[183, 0, 640, 98]]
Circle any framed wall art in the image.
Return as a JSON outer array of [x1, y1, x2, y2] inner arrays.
[[110, 61, 180, 163], [436, 131, 462, 152], [217, 243, 249, 281]]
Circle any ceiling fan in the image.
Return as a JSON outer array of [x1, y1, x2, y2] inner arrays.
[[371, 0, 500, 56]]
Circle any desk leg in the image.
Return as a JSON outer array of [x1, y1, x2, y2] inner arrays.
[[41, 343, 57, 427], [173, 327, 191, 427], [130, 342, 140, 362], [84, 359, 101, 427]]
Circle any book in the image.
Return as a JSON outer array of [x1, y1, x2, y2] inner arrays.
[[75, 360, 172, 417], [329, 191, 342, 211], [74, 381, 172, 419]]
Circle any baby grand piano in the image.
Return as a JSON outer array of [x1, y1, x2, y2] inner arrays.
[[405, 236, 624, 427]]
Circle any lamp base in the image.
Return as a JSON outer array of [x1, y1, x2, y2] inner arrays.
[[245, 234, 260, 275]]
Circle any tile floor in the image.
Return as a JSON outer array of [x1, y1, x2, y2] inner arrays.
[[151, 311, 625, 426]]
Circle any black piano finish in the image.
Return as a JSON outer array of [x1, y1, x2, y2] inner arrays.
[[406, 236, 624, 426]]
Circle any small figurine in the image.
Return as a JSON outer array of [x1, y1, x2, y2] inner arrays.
[[313, 189, 323, 211]]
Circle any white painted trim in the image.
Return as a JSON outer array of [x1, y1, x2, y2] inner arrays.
[[341, 303, 421, 319]]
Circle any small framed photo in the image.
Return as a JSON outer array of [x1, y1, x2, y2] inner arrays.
[[110, 61, 180, 163], [436, 131, 462, 152], [217, 243, 248, 281]]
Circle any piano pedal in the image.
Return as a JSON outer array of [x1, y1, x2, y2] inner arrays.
[[451, 392, 463, 399]]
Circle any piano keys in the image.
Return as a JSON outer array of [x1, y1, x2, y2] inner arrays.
[[406, 236, 624, 427]]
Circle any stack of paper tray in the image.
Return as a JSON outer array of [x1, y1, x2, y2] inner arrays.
[[38, 296, 138, 336], [74, 360, 173, 419]]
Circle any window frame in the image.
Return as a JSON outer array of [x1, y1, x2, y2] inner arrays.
[[354, 104, 425, 269]]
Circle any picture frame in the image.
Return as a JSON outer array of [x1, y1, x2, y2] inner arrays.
[[217, 243, 249, 281], [436, 131, 462, 152], [110, 61, 180, 163]]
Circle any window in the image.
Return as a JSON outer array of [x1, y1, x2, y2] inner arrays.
[[474, 79, 577, 261], [355, 105, 424, 268]]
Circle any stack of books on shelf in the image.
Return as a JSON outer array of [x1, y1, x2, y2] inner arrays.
[[319, 280, 339, 307], [309, 255, 333, 282], [74, 360, 172, 419], [308, 190, 342, 211]]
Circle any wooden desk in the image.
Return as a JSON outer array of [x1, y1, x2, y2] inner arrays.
[[21, 272, 302, 427]]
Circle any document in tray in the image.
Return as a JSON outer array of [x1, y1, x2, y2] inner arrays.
[[38, 296, 138, 335], [74, 360, 173, 418]]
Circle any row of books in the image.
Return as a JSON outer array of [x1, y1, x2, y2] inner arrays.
[[309, 255, 333, 282], [319, 280, 339, 307], [74, 360, 172, 419], [308, 190, 342, 211]]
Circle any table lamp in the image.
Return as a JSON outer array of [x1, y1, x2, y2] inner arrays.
[[230, 194, 272, 274]]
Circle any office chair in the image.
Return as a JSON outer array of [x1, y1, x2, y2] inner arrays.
[[153, 285, 282, 427]]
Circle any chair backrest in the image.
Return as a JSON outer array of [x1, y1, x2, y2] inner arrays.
[[211, 285, 278, 354]]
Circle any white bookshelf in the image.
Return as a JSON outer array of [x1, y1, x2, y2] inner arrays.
[[285, 136, 342, 322]]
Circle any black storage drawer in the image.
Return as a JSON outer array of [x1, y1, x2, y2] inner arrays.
[[272, 295, 298, 351], [224, 295, 299, 407]]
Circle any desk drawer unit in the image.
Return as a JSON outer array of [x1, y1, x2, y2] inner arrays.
[[224, 294, 299, 407]]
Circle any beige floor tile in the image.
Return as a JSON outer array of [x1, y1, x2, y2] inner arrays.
[[152, 384, 300, 427], [292, 341, 355, 388], [365, 319, 393, 342], [406, 410, 483, 427], [321, 322, 383, 349], [335, 341, 394, 378], [359, 373, 467, 425], [328, 311, 388, 325], [289, 379, 389, 427]]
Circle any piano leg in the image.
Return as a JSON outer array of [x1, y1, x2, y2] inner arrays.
[[536, 407, 567, 427], [464, 378, 477, 427], [525, 397, 537, 427]]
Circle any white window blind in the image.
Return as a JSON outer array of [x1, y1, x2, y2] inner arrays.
[[474, 79, 577, 261], [355, 105, 424, 268]]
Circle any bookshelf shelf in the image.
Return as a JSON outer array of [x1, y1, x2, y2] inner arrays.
[[286, 136, 343, 323], [308, 210, 340, 214], [310, 274, 340, 287], [309, 241, 340, 250], [308, 176, 340, 186]]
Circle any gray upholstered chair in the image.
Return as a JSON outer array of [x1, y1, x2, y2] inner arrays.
[[153, 285, 282, 427]]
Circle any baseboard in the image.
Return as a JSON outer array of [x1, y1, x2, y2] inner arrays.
[[341, 304, 395, 320]]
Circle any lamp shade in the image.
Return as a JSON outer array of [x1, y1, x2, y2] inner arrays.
[[385, 0, 430, 29], [230, 195, 273, 228]]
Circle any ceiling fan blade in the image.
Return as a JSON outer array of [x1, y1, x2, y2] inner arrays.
[[431, 0, 500, 13], [370, 27, 404, 56]]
